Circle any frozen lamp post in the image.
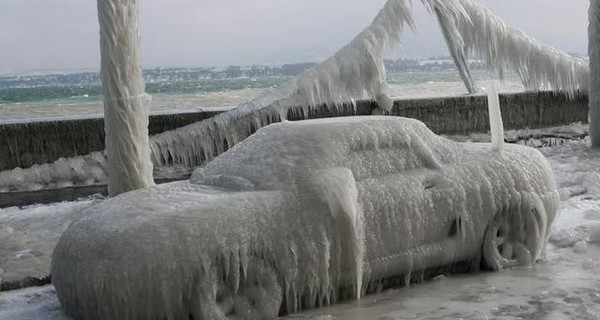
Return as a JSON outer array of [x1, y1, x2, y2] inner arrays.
[[97, 0, 155, 195]]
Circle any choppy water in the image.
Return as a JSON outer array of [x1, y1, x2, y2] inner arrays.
[[0, 70, 524, 121]]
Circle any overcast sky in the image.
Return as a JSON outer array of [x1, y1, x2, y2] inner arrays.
[[0, 0, 589, 73]]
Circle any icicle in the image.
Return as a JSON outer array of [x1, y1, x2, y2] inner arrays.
[[434, 6, 477, 94], [145, 0, 415, 168], [486, 83, 504, 153], [3, 0, 586, 196], [310, 168, 365, 300], [423, 0, 589, 96]]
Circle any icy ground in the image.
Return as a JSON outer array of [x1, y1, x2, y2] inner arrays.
[[1, 129, 599, 320], [0, 197, 101, 283]]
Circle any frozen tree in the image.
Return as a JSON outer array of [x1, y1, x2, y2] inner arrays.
[[98, 0, 155, 196], [590, 0, 600, 147]]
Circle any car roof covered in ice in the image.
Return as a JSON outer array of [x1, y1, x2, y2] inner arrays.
[[191, 116, 461, 191]]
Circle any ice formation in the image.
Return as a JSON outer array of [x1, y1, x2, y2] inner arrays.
[[0, 0, 590, 190], [424, 0, 589, 95], [0, 152, 107, 193], [147, 0, 415, 168], [52, 116, 560, 319], [98, 0, 155, 195], [0, 0, 417, 190], [433, 6, 477, 94]]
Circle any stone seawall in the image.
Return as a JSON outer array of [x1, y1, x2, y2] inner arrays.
[[0, 90, 588, 171], [390, 90, 588, 135], [0, 110, 223, 172]]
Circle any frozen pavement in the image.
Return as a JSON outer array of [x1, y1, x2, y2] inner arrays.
[[1, 137, 600, 320], [283, 247, 600, 320], [0, 198, 101, 284]]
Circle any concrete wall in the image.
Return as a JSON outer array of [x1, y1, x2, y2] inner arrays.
[[390, 90, 589, 135], [0, 91, 589, 171], [0, 110, 223, 172]]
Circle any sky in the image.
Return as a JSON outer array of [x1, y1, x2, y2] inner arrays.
[[0, 0, 589, 73]]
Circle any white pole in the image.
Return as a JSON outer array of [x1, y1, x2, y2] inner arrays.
[[590, 0, 600, 147], [487, 83, 504, 153], [98, 0, 155, 196]]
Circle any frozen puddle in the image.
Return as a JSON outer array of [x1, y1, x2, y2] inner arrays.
[[1, 139, 600, 319]]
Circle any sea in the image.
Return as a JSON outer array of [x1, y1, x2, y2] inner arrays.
[[0, 68, 524, 122]]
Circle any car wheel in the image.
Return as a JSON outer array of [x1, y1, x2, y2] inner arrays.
[[199, 258, 283, 320], [482, 204, 543, 270]]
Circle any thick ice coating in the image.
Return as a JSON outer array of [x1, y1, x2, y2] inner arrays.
[[0, 0, 589, 192], [52, 116, 560, 320], [424, 0, 589, 95]]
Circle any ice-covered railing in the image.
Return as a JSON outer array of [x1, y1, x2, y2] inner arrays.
[[424, 0, 589, 95], [0, 0, 415, 191], [149, 0, 415, 167]]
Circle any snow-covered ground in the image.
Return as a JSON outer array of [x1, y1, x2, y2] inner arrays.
[[1, 128, 599, 320]]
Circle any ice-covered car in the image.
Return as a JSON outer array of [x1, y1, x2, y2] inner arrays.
[[52, 116, 560, 320]]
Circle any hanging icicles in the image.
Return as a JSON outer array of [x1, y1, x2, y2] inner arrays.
[[422, 0, 589, 96], [149, 0, 416, 168], [0, 0, 592, 191]]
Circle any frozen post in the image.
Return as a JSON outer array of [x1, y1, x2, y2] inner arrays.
[[487, 83, 504, 153], [98, 0, 155, 195], [590, 0, 600, 147]]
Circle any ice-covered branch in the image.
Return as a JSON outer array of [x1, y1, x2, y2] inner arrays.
[[149, 0, 415, 167], [423, 0, 589, 96], [0, 0, 417, 190]]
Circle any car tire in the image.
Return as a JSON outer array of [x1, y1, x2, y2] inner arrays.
[[201, 258, 283, 320], [482, 204, 542, 270]]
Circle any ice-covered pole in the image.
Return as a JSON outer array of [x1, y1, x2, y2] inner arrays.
[[487, 83, 504, 153], [590, 0, 600, 147], [98, 0, 155, 195]]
